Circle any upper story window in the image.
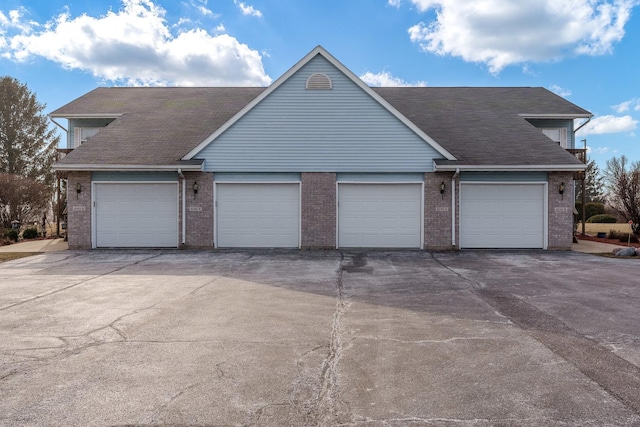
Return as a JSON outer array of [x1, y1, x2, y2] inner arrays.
[[73, 127, 100, 148], [541, 128, 568, 149], [306, 73, 332, 90]]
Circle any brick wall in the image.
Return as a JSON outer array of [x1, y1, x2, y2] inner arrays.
[[184, 172, 214, 248], [301, 173, 336, 249], [424, 172, 456, 250], [66, 171, 92, 249], [548, 172, 575, 249]]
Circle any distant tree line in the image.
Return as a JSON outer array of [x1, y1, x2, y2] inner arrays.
[[578, 155, 640, 235]]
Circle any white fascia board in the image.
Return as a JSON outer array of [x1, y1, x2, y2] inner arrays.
[[434, 163, 587, 172], [183, 45, 457, 161], [519, 113, 593, 119], [53, 163, 203, 172], [49, 113, 123, 119]]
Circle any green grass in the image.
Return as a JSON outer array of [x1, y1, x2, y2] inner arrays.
[[0, 253, 38, 263]]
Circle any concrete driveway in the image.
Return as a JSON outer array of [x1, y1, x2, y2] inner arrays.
[[0, 250, 639, 426]]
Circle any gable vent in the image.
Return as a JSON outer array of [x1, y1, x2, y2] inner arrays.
[[306, 73, 332, 90]]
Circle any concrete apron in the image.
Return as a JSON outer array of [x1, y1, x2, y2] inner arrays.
[[0, 250, 638, 426]]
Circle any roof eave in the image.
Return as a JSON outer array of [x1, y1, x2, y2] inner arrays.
[[433, 163, 587, 172], [53, 163, 204, 172], [49, 113, 123, 119], [519, 113, 593, 119]]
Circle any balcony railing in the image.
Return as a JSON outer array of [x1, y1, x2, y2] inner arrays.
[[567, 148, 587, 180], [567, 148, 587, 164]]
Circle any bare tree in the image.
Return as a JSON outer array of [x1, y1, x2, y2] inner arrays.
[[0, 76, 59, 228], [603, 155, 640, 235], [0, 173, 50, 228]]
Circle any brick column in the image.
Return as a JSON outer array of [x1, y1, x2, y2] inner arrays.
[[66, 171, 92, 249], [548, 172, 575, 249], [301, 172, 336, 249], [424, 172, 456, 250], [184, 172, 214, 248]]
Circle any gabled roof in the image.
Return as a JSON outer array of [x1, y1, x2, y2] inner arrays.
[[182, 46, 455, 161], [53, 87, 264, 170], [53, 46, 592, 172], [373, 87, 590, 170]]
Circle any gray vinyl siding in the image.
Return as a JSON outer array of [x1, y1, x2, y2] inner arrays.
[[214, 173, 301, 182], [526, 119, 574, 148], [195, 55, 443, 173], [92, 171, 178, 182], [337, 173, 424, 182], [460, 172, 548, 182], [68, 118, 116, 149]]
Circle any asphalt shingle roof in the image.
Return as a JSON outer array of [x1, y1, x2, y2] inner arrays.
[[53, 87, 265, 166], [373, 87, 589, 166], [53, 86, 590, 168]]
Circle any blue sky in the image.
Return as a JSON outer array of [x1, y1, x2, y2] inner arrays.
[[1, 0, 638, 170]]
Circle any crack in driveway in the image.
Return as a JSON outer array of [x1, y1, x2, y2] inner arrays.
[[432, 252, 640, 416], [0, 253, 164, 312], [312, 251, 352, 425]]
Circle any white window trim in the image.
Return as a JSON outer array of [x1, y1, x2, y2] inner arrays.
[[73, 127, 101, 148], [541, 127, 568, 149]]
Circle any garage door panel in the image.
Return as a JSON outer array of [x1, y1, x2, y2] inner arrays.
[[338, 184, 421, 248], [460, 184, 545, 249], [95, 183, 178, 248], [216, 183, 299, 248]]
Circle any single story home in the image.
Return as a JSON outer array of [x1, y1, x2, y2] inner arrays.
[[52, 46, 590, 250]]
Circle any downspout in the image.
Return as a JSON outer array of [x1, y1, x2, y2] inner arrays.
[[178, 169, 186, 245], [451, 168, 460, 247], [574, 116, 592, 134], [49, 116, 68, 135]]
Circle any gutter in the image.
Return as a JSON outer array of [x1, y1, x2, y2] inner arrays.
[[434, 164, 587, 172], [452, 168, 460, 247], [53, 164, 204, 172]]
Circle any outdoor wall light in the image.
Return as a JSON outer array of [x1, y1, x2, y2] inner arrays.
[[440, 182, 445, 194], [75, 182, 81, 199], [559, 182, 565, 195], [193, 181, 199, 195]]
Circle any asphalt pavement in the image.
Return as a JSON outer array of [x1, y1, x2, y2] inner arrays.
[[0, 249, 639, 425]]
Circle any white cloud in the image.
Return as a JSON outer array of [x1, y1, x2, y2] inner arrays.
[[577, 115, 638, 135], [388, 0, 402, 7], [548, 84, 571, 97], [360, 71, 427, 87], [233, 1, 262, 18], [612, 98, 640, 113], [406, 0, 634, 74], [0, 0, 271, 86], [591, 146, 610, 155]]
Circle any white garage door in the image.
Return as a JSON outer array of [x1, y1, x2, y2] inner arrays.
[[460, 183, 546, 249], [95, 183, 178, 248], [338, 183, 422, 248], [216, 183, 300, 248]]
